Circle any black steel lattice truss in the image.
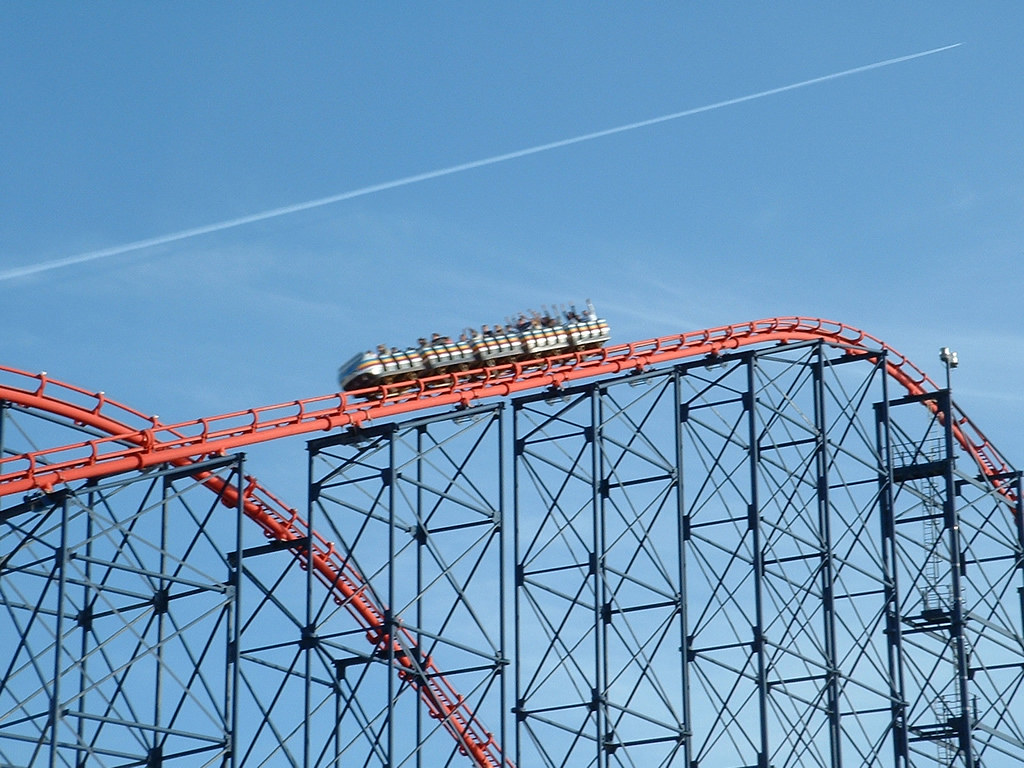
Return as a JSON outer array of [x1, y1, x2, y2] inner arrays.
[[511, 340, 1023, 768], [2, 338, 1023, 768], [0, 454, 245, 767], [307, 405, 508, 767]]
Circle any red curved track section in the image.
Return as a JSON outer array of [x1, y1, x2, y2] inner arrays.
[[0, 317, 1014, 500], [0, 316, 1016, 768]]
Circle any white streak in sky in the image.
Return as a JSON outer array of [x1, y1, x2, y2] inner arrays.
[[1, 43, 960, 282]]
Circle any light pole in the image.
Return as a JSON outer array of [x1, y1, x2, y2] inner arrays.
[[939, 347, 958, 391]]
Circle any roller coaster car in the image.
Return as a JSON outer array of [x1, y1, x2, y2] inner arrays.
[[338, 313, 610, 393]]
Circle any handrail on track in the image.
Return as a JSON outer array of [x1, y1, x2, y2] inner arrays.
[[0, 316, 1014, 500]]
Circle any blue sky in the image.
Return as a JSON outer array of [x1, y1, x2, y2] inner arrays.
[[2, 3, 1022, 497]]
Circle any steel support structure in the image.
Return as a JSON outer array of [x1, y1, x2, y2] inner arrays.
[[0, 401, 513, 768], [511, 340, 1024, 767], [3, 335, 1023, 767], [877, 385, 1024, 767], [0, 452, 245, 767], [307, 404, 508, 766]]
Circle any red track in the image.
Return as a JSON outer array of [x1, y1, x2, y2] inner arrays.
[[0, 317, 1016, 767], [0, 317, 1013, 498]]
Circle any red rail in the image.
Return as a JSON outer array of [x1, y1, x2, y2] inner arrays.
[[0, 317, 1016, 768], [0, 317, 1014, 499]]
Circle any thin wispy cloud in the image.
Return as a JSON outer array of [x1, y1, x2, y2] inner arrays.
[[1, 43, 960, 283]]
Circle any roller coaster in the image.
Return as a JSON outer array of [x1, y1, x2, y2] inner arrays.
[[2, 316, 1022, 768], [337, 305, 610, 392]]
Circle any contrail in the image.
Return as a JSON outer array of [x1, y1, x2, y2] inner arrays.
[[1, 43, 960, 282]]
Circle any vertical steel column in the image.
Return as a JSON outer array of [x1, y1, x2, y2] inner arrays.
[[746, 354, 770, 768], [512, 401, 523, 768], [674, 368, 693, 767], [875, 355, 911, 768], [814, 345, 842, 767], [497, 404, 509, 768], [304, 446, 316, 768], [227, 463, 244, 768], [387, 424, 397, 768], [154, 472, 171, 766], [77, 488, 95, 763], [591, 385, 606, 766], [47, 494, 69, 768], [415, 422, 425, 768], [938, 388, 976, 768]]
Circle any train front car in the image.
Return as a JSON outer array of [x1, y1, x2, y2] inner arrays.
[[338, 350, 383, 392], [338, 348, 427, 392]]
